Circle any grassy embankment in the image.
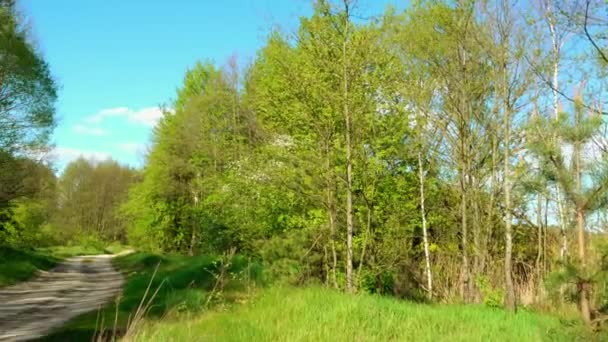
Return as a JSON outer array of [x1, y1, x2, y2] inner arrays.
[[128, 286, 595, 342], [0, 244, 113, 287]]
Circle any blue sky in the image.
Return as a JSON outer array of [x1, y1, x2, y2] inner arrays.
[[18, 0, 399, 171]]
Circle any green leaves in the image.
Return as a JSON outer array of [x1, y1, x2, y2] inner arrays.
[[0, 1, 57, 153]]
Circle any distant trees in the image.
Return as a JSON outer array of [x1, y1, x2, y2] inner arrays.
[[1, 156, 136, 248], [54, 158, 136, 243], [0, 153, 55, 247]]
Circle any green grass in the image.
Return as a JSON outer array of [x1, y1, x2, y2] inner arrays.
[[129, 286, 596, 342], [103, 242, 131, 254], [0, 246, 60, 287], [40, 251, 263, 341], [38, 245, 106, 258], [0, 244, 112, 287]]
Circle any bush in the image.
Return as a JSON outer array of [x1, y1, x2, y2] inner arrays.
[[475, 275, 505, 308]]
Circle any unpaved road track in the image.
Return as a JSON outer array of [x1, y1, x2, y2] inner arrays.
[[0, 254, 125, 341]]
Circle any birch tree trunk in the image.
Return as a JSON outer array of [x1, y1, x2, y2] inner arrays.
[[460, 167, 471, 302], [326, 161, 338, 289], [418, 151, 433, 299], [342, 0, 354, 293], [546, 0, 569, 261], [189, 170, 203, 256], [503, 99, 516, 312], [536, 194, 543, 287]]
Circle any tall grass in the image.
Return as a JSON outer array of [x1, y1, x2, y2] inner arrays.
[[130, 286, 594, 342]]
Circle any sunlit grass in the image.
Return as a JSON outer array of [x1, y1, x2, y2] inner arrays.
[[130, 286, 595, 342]]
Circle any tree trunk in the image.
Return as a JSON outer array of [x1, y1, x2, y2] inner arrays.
[[460, 173, 471, 302], [577, 206, 591, 323], [536, 193, 544, 297], [418, 152, 433, 299], [342, 1, 354, 293], [503, 119, 516, 312], [189, 176, 200, 257], [574, 117, 590, 323], [502, 59, 516, 310], [229, 56, 240, 160], [557, 189, 568, 260], [326, 174, 338, 289], [543, 197, 550, 274], [356, 199, 373, 290], [481, 134, 498, 275], [189, 227, 196, 257], [547, 0, 569, 263]]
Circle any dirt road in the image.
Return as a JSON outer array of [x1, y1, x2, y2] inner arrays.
[[0, 254, 125, 341]]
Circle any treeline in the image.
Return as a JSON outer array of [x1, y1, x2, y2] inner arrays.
[[1, 157, 136, 248], [118, 0, 608, 323]]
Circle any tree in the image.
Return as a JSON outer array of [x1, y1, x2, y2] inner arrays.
[[394, 1, 497, 303], [528, 94, 606, 323], [0, 0, 57, 154], [481, 0, 535, 313], [123, 61, 249, 254]]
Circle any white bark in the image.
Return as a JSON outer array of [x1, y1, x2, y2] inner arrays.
[[342, 0, 354, 293], [418, 152, 433, 299], [547, 0, 569, 261]]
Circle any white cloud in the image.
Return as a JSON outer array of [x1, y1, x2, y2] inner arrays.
[[73, 124, 109, 136], [85, 107, 130, 124], [128, 107, 164, 126], [85, 106, 164, 127], [52, 147, 112, 165], [100, 107, 131, 115], [118, 142, 146, 154]]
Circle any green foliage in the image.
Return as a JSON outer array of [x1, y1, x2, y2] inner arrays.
[[545, 262, 581, 305], [0, 156, 56, 248], [121, 1, 462, 303], [0, 0, 57, 153], [527, 99, 607, 209], [475, 275, 506, 308], [122, 61, 252, 255], [53, 158, 137, 244]]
